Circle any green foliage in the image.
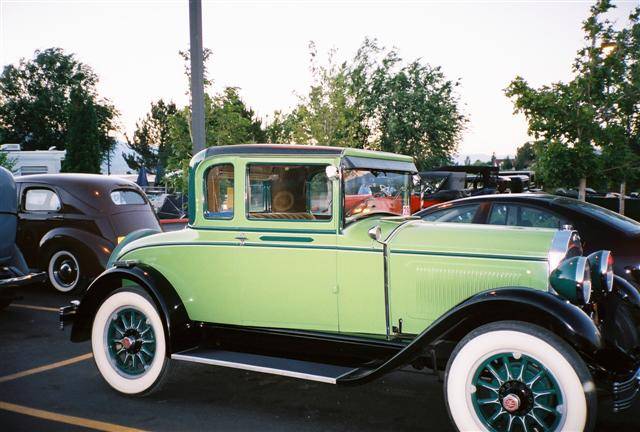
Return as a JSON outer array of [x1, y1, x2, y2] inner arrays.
[[0, 151, 15, 170], [124, 99, 178, 183], [165, 106, 192, 193], [502, 157, 514, 170], [505, 1, 640, 191], [514, 142, 536, 170], [0, 48, 117, 170], [267, 39, 467, 170], [62, 88, 102, 173]]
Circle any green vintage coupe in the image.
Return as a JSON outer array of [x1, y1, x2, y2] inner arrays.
[[62, 145, 640, 432]]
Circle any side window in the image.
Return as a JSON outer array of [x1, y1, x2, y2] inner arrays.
[[489, 204, 566, 229], [422, 204, 480, 224], [247, 164, 332, 221], [205, 164, 234, 219], [24, 188, 61, 211]]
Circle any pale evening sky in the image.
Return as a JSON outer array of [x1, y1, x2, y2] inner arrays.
[[1, 0, 638, 159]]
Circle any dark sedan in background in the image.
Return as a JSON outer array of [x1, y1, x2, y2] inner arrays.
[[14, 174, 161, 293], [416, 193, 640, 285]]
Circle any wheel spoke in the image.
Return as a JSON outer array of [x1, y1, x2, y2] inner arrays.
[[139, 327, 151, 336], [489, 408, 506, 422], [486, 364, 504, 385], [526, 369, 545, 387], [478, 397, 500, 405], [141, 345, 153, 357], [533, 389, 556, 398], [533, 402, 555, 413], [506, 414, 515, 432], [477, 380, 500, 393], [527, 411, 547, 429], [140, 338, 154, 344], [519, 416, 529, 432], [120, 314, 129, 329], [517, 357, 528, 381], [137, 353, 147, 368], [503, 356, 514, 381]]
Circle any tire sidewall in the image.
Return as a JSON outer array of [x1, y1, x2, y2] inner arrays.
[[91, 289, 167, 395], [444, 321, 596, 432]]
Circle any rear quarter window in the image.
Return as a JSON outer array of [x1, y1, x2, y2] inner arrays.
[[110, 189, 146, 205]]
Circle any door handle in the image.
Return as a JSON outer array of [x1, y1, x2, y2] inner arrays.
[[51, 215, 63, 220], [235, 234, 248, 245]]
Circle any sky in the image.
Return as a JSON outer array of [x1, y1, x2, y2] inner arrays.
[[1, 0, 638, 160]]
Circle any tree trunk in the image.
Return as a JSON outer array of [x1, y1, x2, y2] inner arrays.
[[620, 181, 626, 215], [578, 178, 587, 202]]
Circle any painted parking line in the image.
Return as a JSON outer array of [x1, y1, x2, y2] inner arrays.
[[9, 303, 59, 313], [0, 401, 147, 432], [0, 353, 93, 384]]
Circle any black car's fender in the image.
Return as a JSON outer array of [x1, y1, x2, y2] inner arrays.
[[70, 264, 198, 354], [39, 227, 113, 275], [339, 287, 603, 384]]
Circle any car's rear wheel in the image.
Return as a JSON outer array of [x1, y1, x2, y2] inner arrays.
[[444, 321, 596, 432], [91, 288, 170, 395], [47, 249, 86, 293]]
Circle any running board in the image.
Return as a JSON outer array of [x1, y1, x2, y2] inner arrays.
[[171, 348, 357, 384]]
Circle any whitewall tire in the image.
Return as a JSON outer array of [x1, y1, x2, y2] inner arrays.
[[91, 288, 170, 395], [444, 321, 596, 432], [48, 250, 82, 293]]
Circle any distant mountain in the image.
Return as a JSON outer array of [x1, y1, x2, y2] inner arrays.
[[101, 141, 137, 175]]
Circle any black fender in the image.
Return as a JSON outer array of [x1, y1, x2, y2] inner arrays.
[[70, 264, 198, 354], [339, 287, 603, 384], [39, 227, 113, 276]]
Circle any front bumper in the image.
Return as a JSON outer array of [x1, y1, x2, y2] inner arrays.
[[0, 270, 46, 290], [59, 300, 80, 330], [612, 367, 640, 412]]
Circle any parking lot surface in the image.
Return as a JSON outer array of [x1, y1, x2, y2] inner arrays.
[[1, 285, 639, 431]]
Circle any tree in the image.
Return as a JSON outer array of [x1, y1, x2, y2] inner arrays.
[[464, 156, 472, 166], [514, 142, 536, 169], [0, 48, 117, 165], [62, 88, 102, 173], [124, 99, 178, 183], [505, 1, 640, 200], [502, 157, 514, 170], [0, 151, 15, 171], [267, 39, 467, 170]]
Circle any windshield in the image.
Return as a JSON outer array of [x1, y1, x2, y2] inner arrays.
[[344, 169, 412, 224], [554, 197, 640, 234]]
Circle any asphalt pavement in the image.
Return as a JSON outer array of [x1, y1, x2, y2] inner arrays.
[[1, 284, 639, 431]]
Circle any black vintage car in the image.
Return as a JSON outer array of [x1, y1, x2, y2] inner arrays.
[[0, 167, 46, 309], [416, 193, 640, 285], [15, 174, 161, 293]]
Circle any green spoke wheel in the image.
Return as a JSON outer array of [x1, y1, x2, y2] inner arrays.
[[471, 353, 563, 432], [105, 307, 157, 377]]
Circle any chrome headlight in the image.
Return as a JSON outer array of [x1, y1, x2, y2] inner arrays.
[[587, 250, 614, 295], [549, 256, 592, 305]]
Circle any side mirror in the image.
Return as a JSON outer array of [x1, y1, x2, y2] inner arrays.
[[368, 225, 382, 242], [325, 166, 339, 181], [412, 174, 422, 187]]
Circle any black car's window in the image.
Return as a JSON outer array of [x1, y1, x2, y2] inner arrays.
[[247, 164, 331, 221], [24, 188, 61, 211], [205, 164, 234, 219], [554, 197, 640, 234], [422, 204, 480, 224], [110, 189, 146, 205], [489, 204, 566, 229]]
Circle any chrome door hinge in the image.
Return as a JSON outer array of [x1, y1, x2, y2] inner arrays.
[[392, 318, 403, 334]]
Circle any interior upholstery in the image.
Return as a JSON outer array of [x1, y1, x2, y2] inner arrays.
[[249, 212, 316, 220]]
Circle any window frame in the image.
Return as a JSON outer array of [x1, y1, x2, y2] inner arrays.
[[22, 187, 62, 213], [203, 163, 236, 220], [109, 188, 147, 206], [245, 162, 334, 223]]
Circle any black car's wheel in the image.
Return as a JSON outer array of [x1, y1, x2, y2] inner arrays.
[[91, 287, 170, 395], [444, 321, 597, 432], [47, 249, 87, 293]]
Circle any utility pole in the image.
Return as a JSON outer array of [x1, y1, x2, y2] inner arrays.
[[189, 0, 206, 153]]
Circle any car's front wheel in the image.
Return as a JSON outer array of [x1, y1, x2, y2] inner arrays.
[[444, 321, 596, 432], [91, 288, 170, 395]]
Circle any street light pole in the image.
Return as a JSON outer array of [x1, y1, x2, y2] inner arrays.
[[189, 0, 206, 154]]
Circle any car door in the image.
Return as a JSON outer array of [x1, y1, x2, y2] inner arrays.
[[235, 159, 340, 332], [16, 184, 64, 267]]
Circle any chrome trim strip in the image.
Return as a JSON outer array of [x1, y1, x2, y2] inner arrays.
[[171, 353, 340, 384]]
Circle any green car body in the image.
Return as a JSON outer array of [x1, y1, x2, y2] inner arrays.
[[65, 145, 640, 432]]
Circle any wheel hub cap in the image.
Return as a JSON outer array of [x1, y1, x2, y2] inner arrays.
[[502, 394, 520, 413]]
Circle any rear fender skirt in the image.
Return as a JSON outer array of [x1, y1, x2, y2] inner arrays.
[[39, 227, 113, 274], [339, 287, 603, 384], [70, 264, 197, 354]]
